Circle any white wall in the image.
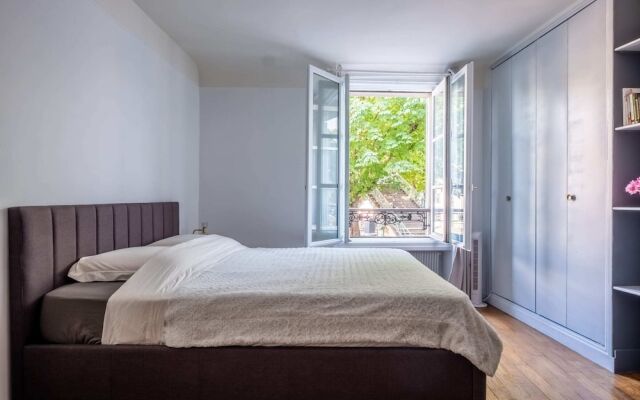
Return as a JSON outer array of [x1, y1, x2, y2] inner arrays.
[[0, 1, 200, 398], [199, 87, 307, 247]]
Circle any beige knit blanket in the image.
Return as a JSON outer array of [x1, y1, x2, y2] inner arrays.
[[103, 235, 502, 375]]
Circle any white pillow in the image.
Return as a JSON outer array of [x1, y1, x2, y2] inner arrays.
[[148, 234, 203, 247], [68, 246, 164, 282]]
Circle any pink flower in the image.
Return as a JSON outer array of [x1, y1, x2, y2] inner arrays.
[[626, 177, 640, 195]]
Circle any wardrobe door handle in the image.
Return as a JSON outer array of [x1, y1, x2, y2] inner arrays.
[[567, 194, 576, 201]]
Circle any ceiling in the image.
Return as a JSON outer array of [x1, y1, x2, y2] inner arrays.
[[134, 0, 578, 88]]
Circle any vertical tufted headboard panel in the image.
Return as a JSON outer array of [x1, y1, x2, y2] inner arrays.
[[8, 202, 179, 394]]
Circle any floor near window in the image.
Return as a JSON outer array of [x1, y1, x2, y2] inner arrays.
[[481, 307, 640, 400]]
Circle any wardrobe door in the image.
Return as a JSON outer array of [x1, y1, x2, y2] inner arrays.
[[491, 61, 513, 302], [510, 45, 537, 312], [536, 24, 568, 326], [566, 0, 606, 344]]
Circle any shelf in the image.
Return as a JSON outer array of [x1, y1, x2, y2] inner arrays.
[[615, 37, 640, 52], [615, 122, 640, 132], [613, 207, 640, 211], [613, 286, 640, 297]]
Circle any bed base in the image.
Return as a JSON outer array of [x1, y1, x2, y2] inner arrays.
[[24, 345, 485, 400]]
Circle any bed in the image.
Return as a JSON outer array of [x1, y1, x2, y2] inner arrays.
[[9, 202, 496, 400]]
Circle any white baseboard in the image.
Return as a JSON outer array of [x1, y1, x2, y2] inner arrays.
[[487, 293, 614, 371]]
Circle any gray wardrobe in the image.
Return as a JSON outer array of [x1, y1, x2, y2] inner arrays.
[[490, 0, 607, 346]]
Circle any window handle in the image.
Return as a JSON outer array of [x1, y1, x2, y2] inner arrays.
[[506, 195, 511, 202], [567, 194, 576, 201]]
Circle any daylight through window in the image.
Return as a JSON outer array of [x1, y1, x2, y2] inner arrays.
[[348, 93, 430, 238]]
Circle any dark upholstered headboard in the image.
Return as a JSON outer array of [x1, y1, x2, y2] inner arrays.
[[8, 202, 179, 393]]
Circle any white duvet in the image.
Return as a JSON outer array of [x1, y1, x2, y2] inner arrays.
[[103, 235, 502, 375]]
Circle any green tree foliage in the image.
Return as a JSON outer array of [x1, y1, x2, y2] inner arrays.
[[349, 95, 427, 205]]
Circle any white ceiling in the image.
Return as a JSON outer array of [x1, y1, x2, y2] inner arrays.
[[133, 0, 578, 88]]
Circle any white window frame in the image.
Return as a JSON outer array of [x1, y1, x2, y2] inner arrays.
[[430, 78, 449, 242], [448, 63, 474, 249], [305, 64, 474, 248], [306, 65, 347, 247]]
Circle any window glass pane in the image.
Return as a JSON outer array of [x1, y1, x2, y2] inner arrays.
[[311, 73, 340, 242], [319, 187, 338, 228], [431, 135, 445, 238], [321, 138, 338, 184], [433, 92, 445, 139], [431, 87, 447, 239], [433, 137, 445, 188], [449, 75, 466, 244]]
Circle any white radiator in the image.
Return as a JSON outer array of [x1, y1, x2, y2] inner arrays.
[[448, 232, 486, 308], [408, 251, 443, 276], [470, 232, 486, 307]]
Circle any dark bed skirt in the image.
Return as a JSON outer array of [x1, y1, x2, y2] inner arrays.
[[22, 345, 486, 400]]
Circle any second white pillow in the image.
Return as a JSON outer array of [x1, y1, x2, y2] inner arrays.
[[148, 234, 203, 247], [68, 246, 164, 282]]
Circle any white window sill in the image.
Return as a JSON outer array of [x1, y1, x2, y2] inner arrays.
[[336, 238, 452, 251]]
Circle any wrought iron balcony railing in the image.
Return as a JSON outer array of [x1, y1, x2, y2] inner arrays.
[[348, 208, 431, 238]]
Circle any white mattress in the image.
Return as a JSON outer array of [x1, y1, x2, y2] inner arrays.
[[103, 235, 502, 375]]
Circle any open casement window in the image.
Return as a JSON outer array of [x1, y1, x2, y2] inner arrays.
[[448, 62, 474, 248], [430, 78, 448, 241], [429, 62, 474, 248], [306, 66, 347, 247]]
